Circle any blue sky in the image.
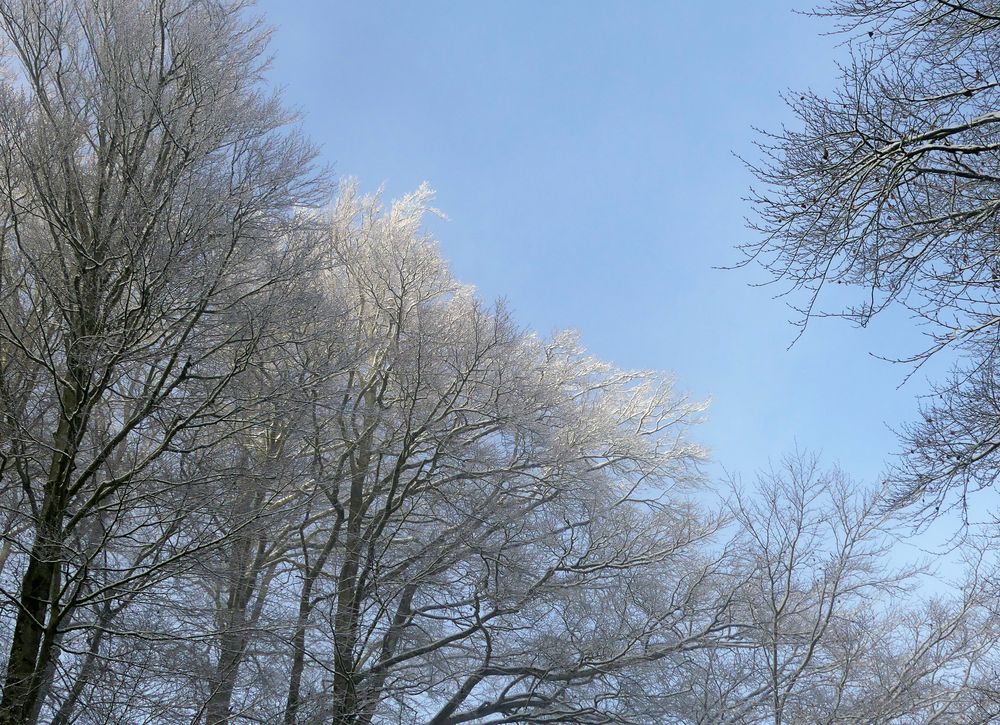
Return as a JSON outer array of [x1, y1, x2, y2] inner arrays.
[[258, 0, 944, 489]]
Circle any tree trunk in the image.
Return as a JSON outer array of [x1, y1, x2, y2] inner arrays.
[[331, 399, 374, 725], [0, 528, 59, 725], [205, 625, 248, 725], [0, 425, 76, 725], [205, 501, 267, 725], [283, 576, 316, 725]]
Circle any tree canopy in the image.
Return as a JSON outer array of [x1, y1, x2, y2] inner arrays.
[[0, 1, 996, 723], [744, 0, 1000, 518]]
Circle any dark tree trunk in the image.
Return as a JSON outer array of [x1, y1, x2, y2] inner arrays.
[[0, 405, 79, 725]]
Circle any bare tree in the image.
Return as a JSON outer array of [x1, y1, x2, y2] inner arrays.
[[671, 454, 999, 725], [0, 1, 322, 722], [271, 183, 721, 724], [3, 2, 1000, 723], [741, 0, 1000, 518]]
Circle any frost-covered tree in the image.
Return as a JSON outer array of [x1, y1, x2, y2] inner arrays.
[[681, 455, 998, 724], [742, 0, 1000, 519], [0, 1, 998, 723], [272, 183, 717, 725], [0, 0, 322, 721]]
